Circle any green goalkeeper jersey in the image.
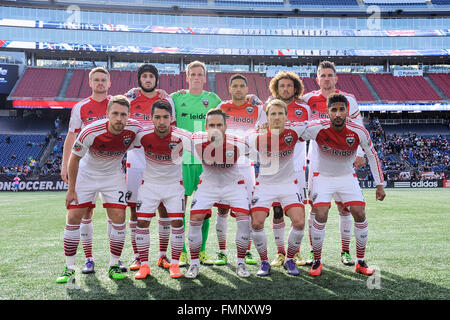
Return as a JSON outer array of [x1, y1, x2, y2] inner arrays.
[[171, 90, 222, 164]]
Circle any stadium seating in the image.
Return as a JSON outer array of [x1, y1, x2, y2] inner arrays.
[[335, 74, 376, 103], [427, 73, 450, 99], [0, 134, 47, 167], [290, 0, 358, 5], [10, 68, 66, 99], [366, 73, 442, 103], [431, 0, 450, 4], [215, 0, 284, 6]]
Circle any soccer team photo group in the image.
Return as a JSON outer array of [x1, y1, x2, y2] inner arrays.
[[0, 0, 449, 304]]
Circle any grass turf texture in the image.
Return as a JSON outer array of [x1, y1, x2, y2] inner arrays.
[[0, 189, 448, 300]]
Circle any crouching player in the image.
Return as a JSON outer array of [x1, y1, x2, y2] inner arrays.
[[57, 95, 142, 283]]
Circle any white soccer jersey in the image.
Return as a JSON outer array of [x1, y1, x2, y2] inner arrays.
[[286, 100, 311, 172], [247, 122, 305, 185], [125, 88, 176, 169], [72, 118, 142, 176], [302, 89, 365, 161], [68, 96, 109, 133], [192, 132, 248, 185], [133, 126, 193, 184], [299, 119, 384, 185]]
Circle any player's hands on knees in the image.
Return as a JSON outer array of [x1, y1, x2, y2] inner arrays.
[[353, 156, 366, 169], [376, 185, 386, 201], [65, 190, 78, 209]]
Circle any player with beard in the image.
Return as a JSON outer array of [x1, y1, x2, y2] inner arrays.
[[124, 64, 176, 271]]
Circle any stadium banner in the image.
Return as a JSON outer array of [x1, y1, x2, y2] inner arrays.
[[0, 175, 68, 192], [1, 18, 449, 37], [392, 180, 443, 188], [0, 64, 18, 94], [1, 39, 449, 57], [359, 180, 392, 188], [393, 69, 423, 76], [12, 100, 78, 109]]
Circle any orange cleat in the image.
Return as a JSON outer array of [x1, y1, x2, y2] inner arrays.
[[169, 264, 183, 279], [157, 256, 171, 269], [308, 260, 323, 277], [134, 264, 150, 279], [129, 258, 141, 271], [355, 260, 374, 276]]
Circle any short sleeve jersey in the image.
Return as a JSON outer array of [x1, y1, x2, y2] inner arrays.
[[286, 100, 311, 172], [171, 91, 222, 165], [72, 118, 142, 176], [192, 132, 248, 185], [133, 126, 193, 184], [68, 97, 109, 133], [125, 88, 176, 169]]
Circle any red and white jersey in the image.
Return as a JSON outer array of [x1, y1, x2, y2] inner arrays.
[[68, 96, 109, 133], [134, 126, 192, 184], [247, 123, 305, 184], [192, 132, 248, 185], [125, 88, 176, 169], [299, 119, 384, 185], [219, 99, 266, 138], [219, 99, 266, 167], [286, 100, 311, 172], [302, 89, 364, 161], [72, 118, 142, 176]]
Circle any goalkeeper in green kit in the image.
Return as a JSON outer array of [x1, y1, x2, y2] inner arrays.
[[171, 61, 222, 266]]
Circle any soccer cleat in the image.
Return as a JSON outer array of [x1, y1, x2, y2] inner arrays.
[[108, 265, 127, 280], [236, 263, 251, 278], [341, 251, 355, 266], [308, 260, 323, 277], [305, 250, 314, 266], [56, 267, 75, 284], [355, 260, 374, 276], [179, 252, 189, 267], [185, 264, 200, 279], [129, 257, 141, 271], [256, 261, 271, 277], [294, 252, 307, 266], [169, 264, 183, 279], [134, 264, 151, 279], [283, 259, 299, 276], [214, 251, 228, 266], [245, 251, 257, 265], [82, 259, 95, 274], [118, 260, 127, 272], [157, 255, 171, 269], [270, 253, 286, 267], [199, 251, 213, 265]]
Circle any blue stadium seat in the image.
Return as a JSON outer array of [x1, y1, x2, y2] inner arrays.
[[290, 0, 357, 5], [0, 134, 47, 168]]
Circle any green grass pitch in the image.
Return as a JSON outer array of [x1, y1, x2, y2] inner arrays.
[[0, 189, 448, 300]]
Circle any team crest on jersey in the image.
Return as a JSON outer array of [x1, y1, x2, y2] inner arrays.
[[295, 109, 303, 118], [168, 142, 178, 150], [202, 99, 209, 107], [284, 135, 293, 145], [246, 106, 254, 115], [123, 137, 132, 147], [73, 143, 82, 152], [226, 150, 235, 158], [346, 136, 355, 147]]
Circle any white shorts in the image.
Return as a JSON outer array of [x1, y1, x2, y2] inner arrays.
[[307, 167, 346, 207], [69, 171, 128, 210], [136, 181, 185, 221], [191, 180, 250, 218], [126, 166, 145, 207], [214, 164, 255, 213], [310, 173, 365, 208], [251, 181, 304, 215]]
